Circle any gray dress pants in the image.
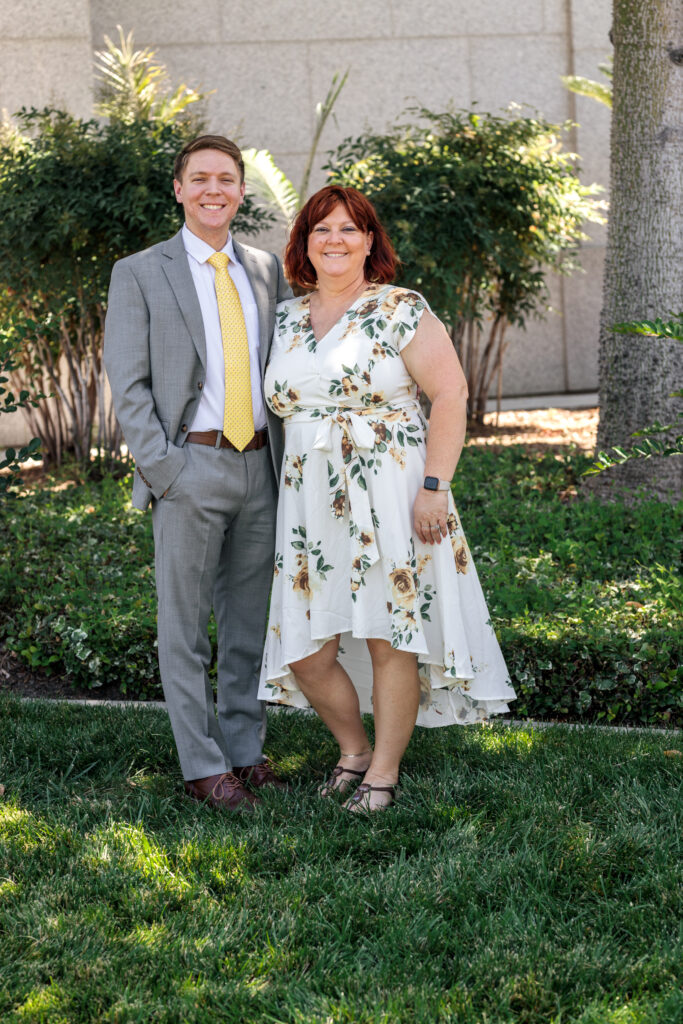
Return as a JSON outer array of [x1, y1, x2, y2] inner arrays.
[[152, 440, 276, 780]]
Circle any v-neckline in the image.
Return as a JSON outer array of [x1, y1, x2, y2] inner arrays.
[[305, 283, 383, 344]]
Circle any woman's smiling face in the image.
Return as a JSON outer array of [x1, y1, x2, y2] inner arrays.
[[307, 203, 373, 284]]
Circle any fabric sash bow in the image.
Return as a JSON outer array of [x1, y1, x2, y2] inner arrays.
[[287, 409, 381, 574]]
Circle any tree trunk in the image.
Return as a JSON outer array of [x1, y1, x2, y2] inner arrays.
[[595, 0, 683, 500]]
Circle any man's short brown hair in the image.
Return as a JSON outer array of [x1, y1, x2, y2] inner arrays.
[[173, 135, 244, 183]]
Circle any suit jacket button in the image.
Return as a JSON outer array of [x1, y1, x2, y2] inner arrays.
[[197, 381, 203, 390], [181, 424, 188, 432]]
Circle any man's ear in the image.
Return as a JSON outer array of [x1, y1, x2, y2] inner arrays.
[[173, 178, 183, 204]]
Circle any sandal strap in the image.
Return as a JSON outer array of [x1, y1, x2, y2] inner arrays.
[[328, 764, 366, 780], [348, 782, 397, 803]]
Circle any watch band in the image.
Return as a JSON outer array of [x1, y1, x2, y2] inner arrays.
[[423, 476, 450, 491]]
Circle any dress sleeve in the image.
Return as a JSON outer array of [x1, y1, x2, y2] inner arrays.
[[390, 290, 431, 353]]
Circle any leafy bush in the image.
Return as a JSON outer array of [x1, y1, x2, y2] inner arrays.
[[456, 446, 682, 725], [0, 475, 159, 696], [1, 447, 681, 724], [327, 108, 603, 421]]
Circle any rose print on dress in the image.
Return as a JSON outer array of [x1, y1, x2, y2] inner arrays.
[[387, 553, 422, 648], [277, 306, 316, 352], [453, 538, 469, 574], [389, 566, 417, 610], [389, 446, 406, 468], [446, 511, 461, 534], [350, 552, 374, 600], [328, 363, 371, 400], [269, 379, 303, 416], [284, 453, 306, 490], [446, 512, 469, 572], [326, 459, 346, 519], [290, 552, 311, 597]]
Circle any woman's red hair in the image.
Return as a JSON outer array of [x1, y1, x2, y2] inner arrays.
[[284, 185, 397, 289]]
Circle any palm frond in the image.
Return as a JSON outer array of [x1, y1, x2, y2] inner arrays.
[[299, 68, 349, 203], [93, 25, 207, 124], [242, 148, 299, 226], [561, 75, 612, 109]]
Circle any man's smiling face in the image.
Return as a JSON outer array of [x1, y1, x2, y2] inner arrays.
[[173, 149, 245, 248]]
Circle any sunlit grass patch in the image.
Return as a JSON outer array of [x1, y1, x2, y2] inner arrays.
[[0, 878, 19, 899], [13, 983, 71, 1020], [471, 721, 537, 756], [85, 822, 193, 894]]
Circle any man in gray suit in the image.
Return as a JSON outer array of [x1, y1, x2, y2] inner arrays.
[[104, 134, 291, 811]]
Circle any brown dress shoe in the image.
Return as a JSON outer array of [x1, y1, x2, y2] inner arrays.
[[184, 772, 260, 812], [232, 759, 288, 791]]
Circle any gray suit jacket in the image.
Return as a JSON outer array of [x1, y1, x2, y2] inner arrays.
[[104, 229, 291, 510]]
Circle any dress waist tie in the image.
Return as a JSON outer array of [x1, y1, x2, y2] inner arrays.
[[288, 409, 383, 575], [286, 404, 422, 581]]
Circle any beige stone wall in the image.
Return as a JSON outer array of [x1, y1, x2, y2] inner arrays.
[[0, 0, 94, 118], [0, 0, 613, 445]]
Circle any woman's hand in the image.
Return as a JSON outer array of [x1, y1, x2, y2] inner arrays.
[[413, 489, 449, 545]]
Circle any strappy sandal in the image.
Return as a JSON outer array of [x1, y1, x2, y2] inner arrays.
[[318, 749, 372, 798], [343, 781, 398, 813], [319, 764, 366, 797]]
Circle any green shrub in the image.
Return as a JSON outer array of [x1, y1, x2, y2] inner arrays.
[[0, 475, 159, 697], [456, 446, 683, 725], [1, 447, 681, 724], [327, 108, 603, 421]]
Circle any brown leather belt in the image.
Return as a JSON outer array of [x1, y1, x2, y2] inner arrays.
[[185, 429, 268, 452]]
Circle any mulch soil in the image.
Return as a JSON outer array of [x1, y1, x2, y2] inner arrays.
[[0, 646, 130, 703], [2, 407, 598, 703]]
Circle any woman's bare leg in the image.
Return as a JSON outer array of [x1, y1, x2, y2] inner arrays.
[[290, 638, 372, 790], [346, 639, 420, 811]]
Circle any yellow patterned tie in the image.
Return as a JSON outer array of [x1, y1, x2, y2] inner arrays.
[[207, 251, 255, 451]]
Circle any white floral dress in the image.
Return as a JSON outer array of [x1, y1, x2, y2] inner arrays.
[[258, 283, 516, 725]]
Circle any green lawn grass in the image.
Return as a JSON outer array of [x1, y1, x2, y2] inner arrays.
[[1, 698, 681, 1023]]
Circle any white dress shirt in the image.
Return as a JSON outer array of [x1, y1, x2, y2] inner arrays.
[[182, 223, 266, 433]]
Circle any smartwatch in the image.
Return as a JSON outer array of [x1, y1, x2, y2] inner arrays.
[[423, 476, 450, 492]]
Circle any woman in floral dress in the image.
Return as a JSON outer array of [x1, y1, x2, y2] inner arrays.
[[259, 186, 516, 811]]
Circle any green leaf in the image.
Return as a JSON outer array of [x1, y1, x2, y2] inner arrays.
[[242, 147, 300, 225]]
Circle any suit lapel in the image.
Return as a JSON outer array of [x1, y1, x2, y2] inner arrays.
[[233, 240, 271, 377], [160, 230, 207, 368]]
